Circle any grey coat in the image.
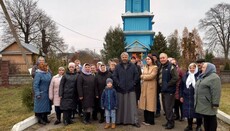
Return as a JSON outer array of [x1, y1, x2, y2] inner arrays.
[[195, 63, 221, 116]]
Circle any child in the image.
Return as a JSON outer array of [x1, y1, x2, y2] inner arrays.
[[101, 78, 117, 129]]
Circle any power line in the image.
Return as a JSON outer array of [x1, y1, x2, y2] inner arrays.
[[54, 21, 104, 42]]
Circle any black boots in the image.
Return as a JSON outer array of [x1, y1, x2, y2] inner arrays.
[[83, 112, 91, 124], [37, 113, 46, 125]]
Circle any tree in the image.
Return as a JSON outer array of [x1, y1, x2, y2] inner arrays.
[[0, 0, 67, 54], [181, 27, 196, 67], [167, 30, 180, 60], [101, 26, 125, 63], [205, 49, 214, 63], [71, 48, 101, 64], [192, 28, 204, 58], [199, 3, 230, 63], [150, 32, 168, 55]]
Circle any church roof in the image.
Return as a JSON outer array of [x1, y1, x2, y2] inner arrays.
[[125, 40, 150, 51]]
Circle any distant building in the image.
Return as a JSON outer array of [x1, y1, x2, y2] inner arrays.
[[0, 41, 39, 73], [122, 0, 155, 60]]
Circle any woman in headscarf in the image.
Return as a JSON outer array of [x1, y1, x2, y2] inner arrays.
[[33, 63, 52, 125], [59, 62, 78, 125], [139, 55, 158, 125], [93, 63, 112, 123], [77, 63, 99, 124], [49, 67, 65, 125], [180, 63, 202, 131], [195, 62, 221, 131]]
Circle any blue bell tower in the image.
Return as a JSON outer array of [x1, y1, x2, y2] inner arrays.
[[122, 0, 155, 60]]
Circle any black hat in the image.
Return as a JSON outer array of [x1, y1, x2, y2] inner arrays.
[[152, 53, 158, 58], [196, 59, 205, 63]]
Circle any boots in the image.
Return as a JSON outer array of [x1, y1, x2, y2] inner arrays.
[[37, 114, 46, 125], [99, 112, 105, 123], [111, 123, 116, 129], [54, 113, 61, 125], [83, 112, 91, 124], [104, 123, 110, 129], [42, 113, 50, 123]]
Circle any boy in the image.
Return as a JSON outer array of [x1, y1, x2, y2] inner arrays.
[[101, 78, 117, 129]]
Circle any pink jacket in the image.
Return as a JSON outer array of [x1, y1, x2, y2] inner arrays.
[[49, 74, 62, 106]]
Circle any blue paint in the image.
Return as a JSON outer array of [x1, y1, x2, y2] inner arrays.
[[122, 0, 154, 60]]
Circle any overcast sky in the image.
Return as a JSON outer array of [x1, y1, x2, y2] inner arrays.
[[35, 0, 229, 53]]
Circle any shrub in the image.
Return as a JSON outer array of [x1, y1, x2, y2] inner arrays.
[[224, 62, 230, 70], [21, 86, 34, 111]]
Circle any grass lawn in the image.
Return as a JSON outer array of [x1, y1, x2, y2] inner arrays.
[[219, 83, 230, 115], [0, 85, 33, 130]]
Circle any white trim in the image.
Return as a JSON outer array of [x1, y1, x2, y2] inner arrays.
[[11, 106, 55, 131], [217, 109, 230, 124]]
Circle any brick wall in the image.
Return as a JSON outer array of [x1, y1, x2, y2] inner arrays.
[[8, 74, 33, 85]]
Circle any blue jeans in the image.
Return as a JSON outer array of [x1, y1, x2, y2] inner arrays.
[[105, 109, 116, 123]]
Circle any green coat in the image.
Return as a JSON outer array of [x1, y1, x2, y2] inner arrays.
[[195, 73, 221, 115]]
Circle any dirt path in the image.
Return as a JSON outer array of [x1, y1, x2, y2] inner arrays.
[[25, 110, 230, 131]]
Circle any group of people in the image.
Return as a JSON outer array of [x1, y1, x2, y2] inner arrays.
[[32, 51, 221, 131]]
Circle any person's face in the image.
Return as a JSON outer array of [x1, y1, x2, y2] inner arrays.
[[68, 66, 75, 72], [76, 65, 80, 72], [189, 66, 196, 73], [58, 69, 65, 75], [171, 59, 176, 65], [146, 57, 153, 65], [91, 66, 96, 73], [101, 65, 106, 72], [159, 55, 168, 64], [201, 63, 207, 74], [39, 58, 45, 64], [121, 55, 129, 63], [107, 82, 112, 88], [197, 63, 203, 70], [109, 64, 115, 71], [152, 56, 157, 61], [85, 65, 91, 72], [130, 58, 136, 64]]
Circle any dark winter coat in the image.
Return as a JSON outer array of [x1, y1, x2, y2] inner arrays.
[[101, 87, 117, 110], [157, 61, 178, 94], [134, 63, 142, 100], [33, 70, 52, 113], [180, 72, 202, 118], [113, 61, 139, 93], [77, 73, 98, 108], [95, 70, 112, 97], [59, 71, 78, 110]]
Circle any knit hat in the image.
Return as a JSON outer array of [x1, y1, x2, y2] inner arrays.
[[106, 78, 113, 84]]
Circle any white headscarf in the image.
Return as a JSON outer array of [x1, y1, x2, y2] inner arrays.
[[186, 63, 198, 89]]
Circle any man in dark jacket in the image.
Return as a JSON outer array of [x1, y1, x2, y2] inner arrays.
[[130, 56, 142, 104], [158, 53, 178, 129], [113, 52, 140, 127]]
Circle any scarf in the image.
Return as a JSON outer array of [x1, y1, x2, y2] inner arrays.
[[186, 64, 198, 89]]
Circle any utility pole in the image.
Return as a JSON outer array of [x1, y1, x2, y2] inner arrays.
[[0, 0, 30, 69]]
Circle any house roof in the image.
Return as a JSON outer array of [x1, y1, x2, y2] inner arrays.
[[0, 42, 39, 55]]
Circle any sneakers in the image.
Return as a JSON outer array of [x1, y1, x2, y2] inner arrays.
[[104, 123, 110, 129]]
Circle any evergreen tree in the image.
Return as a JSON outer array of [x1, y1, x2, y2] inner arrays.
[[167, 30, 180, 59], [101, 26, 125, 63], [205, 49, 214, 63], [150, 32, 168, 55]]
